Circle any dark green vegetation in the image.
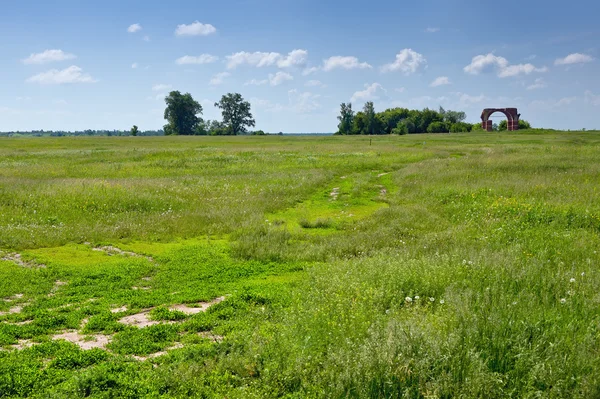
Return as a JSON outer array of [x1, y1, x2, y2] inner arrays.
[[336, 102, 532, 135], [1, 131, 599, 398], [163, 91, 256, 136]]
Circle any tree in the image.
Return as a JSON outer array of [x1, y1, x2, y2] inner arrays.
[[427, 121, 450, 133], [336, 103, 354, 135], [163, 91, 203, 135], [443, 110, 467, 124], [215, 93, 255, 135], [499, 119, 532, 131], [391, 121, 409, 135], [450, 122, 473, 133], [130, 125, 139, 136], [363, 102, 378, 135], [351, 112, 367, 135]]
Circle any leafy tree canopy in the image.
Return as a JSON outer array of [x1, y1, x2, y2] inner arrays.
[[215, 93, 256, 135], [163, 91, 203, 135]]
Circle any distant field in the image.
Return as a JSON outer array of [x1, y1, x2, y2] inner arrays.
[[1, 131, 599, 398]]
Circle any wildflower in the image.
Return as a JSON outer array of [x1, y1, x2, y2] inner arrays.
[[385, 309, 390, 314], [439, 300, 445, 304], [429, 297, 435, 302], [405, 297, 413, 303], [560, 298, 567, 304], [512, 301, 517, 306], [581, 272, 585, 277], [570, 278, 576, 283], [414, 296, 420, 300]]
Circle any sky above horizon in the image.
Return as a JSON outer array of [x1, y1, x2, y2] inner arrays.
[[1, 0, 600, 132]]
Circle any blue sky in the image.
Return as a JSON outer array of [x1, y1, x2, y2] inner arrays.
[[1, 0, 599, 132]]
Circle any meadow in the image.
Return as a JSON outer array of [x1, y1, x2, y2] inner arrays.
[[0, 131, 599, 398]]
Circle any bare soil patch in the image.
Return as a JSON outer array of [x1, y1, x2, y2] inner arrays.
[[52, 332, 112, 350]]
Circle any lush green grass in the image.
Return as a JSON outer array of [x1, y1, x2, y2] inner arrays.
[[1, 131, 599, 398]]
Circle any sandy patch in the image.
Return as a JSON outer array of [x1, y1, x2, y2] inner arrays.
[[330, 187, 340, 200], [0, 306, 24, 316], [93, 246, 154, 262], [169, 296, 226, 315], [131, 343, 184, 361], [0, 253, 45, 268], [110, 306, 128, 314], [48, 281, 68, 297], [11, 339, 35, 350], [52, 331, 111, 350]]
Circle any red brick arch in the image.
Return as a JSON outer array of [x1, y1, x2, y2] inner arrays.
[[481, 108, 520, 131]]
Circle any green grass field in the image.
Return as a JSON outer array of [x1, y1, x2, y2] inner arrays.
[[1, 131, 599, 398]]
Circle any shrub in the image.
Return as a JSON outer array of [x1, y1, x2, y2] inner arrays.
[[450, 122, 473, 133], [427, 121, 450, 133]]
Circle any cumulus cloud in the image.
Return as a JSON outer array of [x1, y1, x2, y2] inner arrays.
[[425, 27, 440, 33], [302, 66, 320, 76], [305, 80, 324, 87], [175, 21, 216, 36], [464, 53, 547, 77], [381, 49, 426, 74], [269, 71, 294, 86], [127, 24, 142, 33], [175, 54, 219, 65], [585, 90, 600, 106], [430, 76, 451, 87], [209, 72, 230, 86], [288, 89, 321, 113], [527, 78, 547, 90], [152, 84, 172, 91], [26, 66, 96, 84], [351, 83, 387, 103], [555, 53, 594, 65], [244, 79, 269, 86], [322, 56, 372, 71], [226, 49, 307, 69], [22, 49, 76, 65]]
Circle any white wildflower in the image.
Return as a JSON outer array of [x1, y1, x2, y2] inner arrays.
[[405, 297, 413, 303], [439, 300, 445, 304], [414, 296, 420, 300], [560, 298, 567, 304], [429, 297, 435, 302], [570, 278, 576, 283]]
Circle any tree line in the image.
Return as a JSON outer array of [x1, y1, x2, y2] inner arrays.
[[336, 102, 531, 135], [163, 91, 257, 135]]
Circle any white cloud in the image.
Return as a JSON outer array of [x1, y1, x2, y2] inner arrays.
[[269, 71, 294, 86], [127, 24, 142, 33], [226, 49, 308, 69], [131, 63, 139, 69], [530, 97, 578, 109], [464, 53, 547, 78], [277, 49, 308, 68], [584, 90, 600, 106], [175, 21, 216, 36], [26, 65, 97, 84], [209, 72, 230, 86], [322, 56, 372, 71], [22, 49, 76, 65], [527, 78, 547, 90], [464, 53, 509, 74], [425, 27, 440, 33], [555, 53, 594, 65], [288, 89, 321, 113], [430, 76, 451, 87], [395, 87, 405, 93], [456, 92, 487, 105], [244, 79, 269, 86], [302, 66, 320, 76], [498, 64, 548, 78], [175, 54, 219, 65], [381, 49, 427, 74], [152, 84, 172, 91], [351, 83, 387, 103], [305, 80, 324, 87]]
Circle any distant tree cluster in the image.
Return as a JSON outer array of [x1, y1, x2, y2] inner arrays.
[[336, 102, 532, 135], [336, 102, 469, 135], [163, 91, 255, 136], [0, 129, 164, 137]]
